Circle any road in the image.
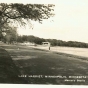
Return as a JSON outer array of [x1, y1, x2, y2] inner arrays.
[[2, 45, 88, 85]]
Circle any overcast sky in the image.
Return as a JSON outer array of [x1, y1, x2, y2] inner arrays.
[[2, 0, 88, 43]]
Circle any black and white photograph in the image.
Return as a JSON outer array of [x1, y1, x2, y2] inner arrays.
[[0, 0, 88, 86]]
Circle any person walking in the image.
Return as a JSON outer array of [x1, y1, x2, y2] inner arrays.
[[49, 42, 51, 50]]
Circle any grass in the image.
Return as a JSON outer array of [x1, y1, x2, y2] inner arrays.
[[1, 44, 88, 84], [0, 47, 28, 84]]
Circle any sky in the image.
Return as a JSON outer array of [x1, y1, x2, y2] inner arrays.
[[2, 0, 88, 43]]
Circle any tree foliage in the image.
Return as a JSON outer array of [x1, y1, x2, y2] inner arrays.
[[0, 3, 55, 33], [17, 35, 88, 48], [2, 27, 18, 43]]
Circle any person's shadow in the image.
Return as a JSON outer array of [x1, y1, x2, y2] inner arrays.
[[0, 48, 28, 84]]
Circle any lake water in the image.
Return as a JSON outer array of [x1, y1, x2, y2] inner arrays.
[[51, 46, 88, 58], [31, 46, 88, 58]]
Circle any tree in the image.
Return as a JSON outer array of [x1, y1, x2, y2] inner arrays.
[[2, 27, 18, 43], [0, 3, 55, 38]]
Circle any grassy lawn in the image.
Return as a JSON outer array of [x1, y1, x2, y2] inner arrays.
[[0, 46, 28, 84], [1, 44, 88, 84]]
